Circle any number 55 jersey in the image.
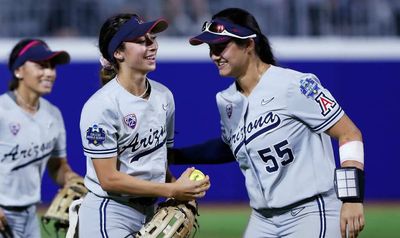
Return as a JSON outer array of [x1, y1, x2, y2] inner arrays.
[[216, 65, 344, 210]]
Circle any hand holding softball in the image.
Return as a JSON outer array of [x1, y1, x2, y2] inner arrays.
[[189, 169, 206, 181], [172, 168, 210, 201]]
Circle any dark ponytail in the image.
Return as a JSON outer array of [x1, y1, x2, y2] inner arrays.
[[213, 8, 276, 65]]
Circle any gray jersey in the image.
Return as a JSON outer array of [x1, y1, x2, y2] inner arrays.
[[216, 65, 343, 209], [0, 92, 66, 206], [80, 78, 175, 199]]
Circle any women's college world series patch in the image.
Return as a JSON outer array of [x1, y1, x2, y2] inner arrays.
[[300, 77, 319, 98], [86, 124, 106, 146]]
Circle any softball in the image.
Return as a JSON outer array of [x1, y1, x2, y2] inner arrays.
[[189, 169, 206, 181]]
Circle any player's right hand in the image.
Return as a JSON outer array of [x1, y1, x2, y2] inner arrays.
[[0, 207, 8, 231], [171, 167, 210, 201]]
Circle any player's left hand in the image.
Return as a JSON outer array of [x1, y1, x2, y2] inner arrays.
[[340, 202, 364, 238]]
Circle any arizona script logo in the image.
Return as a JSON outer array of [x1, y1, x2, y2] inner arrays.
[[119, 125, 167, 162], [229, 112, 281, 146], [1, 139, 55, 163]]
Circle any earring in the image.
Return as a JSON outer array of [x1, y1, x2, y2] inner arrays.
[[15, 74, 21, 78]]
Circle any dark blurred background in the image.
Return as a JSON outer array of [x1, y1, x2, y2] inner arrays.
[[0, 0, 400, 37]]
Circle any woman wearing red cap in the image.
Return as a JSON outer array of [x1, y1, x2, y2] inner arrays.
[[0, 39, 81, 238], [172, 7, 365, 238], [78, 13, 210, 237]]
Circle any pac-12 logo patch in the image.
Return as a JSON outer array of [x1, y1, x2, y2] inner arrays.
[[86, 124, 106, 146], [124, 114, 137, 129], [9, 122, 20, 135], [300, 77, 319, 98], [226, 104, 233, 118], [315, 92, 336, 116]]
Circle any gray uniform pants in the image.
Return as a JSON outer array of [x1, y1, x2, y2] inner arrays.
[[244, 190, 341, 238], [78, 192, 155, 238], [0, 205, 39, 238]]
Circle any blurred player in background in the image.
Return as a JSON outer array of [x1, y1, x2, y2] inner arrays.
[[78, 13, 210, 237], [172, 7, 365, 238], [0, 39, 80, 238]]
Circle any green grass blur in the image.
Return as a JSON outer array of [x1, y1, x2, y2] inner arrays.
[[40, 203, 400, 238]]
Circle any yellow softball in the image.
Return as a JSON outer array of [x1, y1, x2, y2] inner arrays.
[[189, 169, 206, 181]]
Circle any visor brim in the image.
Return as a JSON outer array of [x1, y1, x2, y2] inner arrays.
[[189, 32, 231, 45], [125, 18, 168, 41], [31, 51, 70, 65]]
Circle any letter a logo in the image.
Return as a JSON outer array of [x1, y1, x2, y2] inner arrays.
[[315, 92, 336, 116]]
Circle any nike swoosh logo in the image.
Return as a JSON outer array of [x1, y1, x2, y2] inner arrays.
[[290, 207, 305, 216], [261, 97, 274, 105], [162, 104, 168, 111]]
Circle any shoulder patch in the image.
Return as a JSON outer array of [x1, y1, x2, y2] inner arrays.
[[124, 113, 137, 129], [315, 92, 336, 116], [86, 124, 106, 146], [9, 122, 20, 135], [300, 77, 319, 98]]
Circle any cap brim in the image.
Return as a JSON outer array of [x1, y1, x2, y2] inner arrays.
[[31, 51, 70, 65], [189, 32, 231, 45], [125, 18, 168, 41]]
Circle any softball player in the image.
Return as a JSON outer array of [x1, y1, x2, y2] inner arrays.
[[174, 8, 364, 238], [78, 13, 210, 237], [0, 39, 79, 238]]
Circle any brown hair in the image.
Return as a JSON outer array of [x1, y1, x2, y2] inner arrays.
[[98, 13, 137, 85]]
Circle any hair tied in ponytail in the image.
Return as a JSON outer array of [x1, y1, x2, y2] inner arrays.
[[99, 56, 112, 69]]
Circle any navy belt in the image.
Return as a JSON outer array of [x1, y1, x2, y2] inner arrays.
[[255, 195, 318, 218], [0, 204, 31, 212]]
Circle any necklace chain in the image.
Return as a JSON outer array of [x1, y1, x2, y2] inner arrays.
[[116, 77, 149, 98], [14, 90, 39, 112], [138, 80, 149, 98]]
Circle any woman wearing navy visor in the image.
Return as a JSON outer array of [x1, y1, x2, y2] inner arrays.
[[78, 13, 210, 237], [171, 8, 365, 238], [0, 39, 81, 238]]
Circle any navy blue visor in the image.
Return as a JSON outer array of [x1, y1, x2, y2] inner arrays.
[[107, 16, 168, 60], [190, 19, 256, 45], [11, 40, 70, 71]]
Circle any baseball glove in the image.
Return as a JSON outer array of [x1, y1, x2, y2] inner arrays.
[[135, 199, 199, 238], [42, 177, 88, 229]]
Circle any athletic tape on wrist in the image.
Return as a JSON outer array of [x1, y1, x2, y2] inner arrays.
[[334, 167, 365, 203], [339, 141, 364, 165]]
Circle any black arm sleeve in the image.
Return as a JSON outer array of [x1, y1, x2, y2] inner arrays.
[[168, 138, 235, 164]]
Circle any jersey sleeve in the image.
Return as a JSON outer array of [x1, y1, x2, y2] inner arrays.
[[166, 90, 175, 148], [216, 92, 231, 145], [51, 107, 67, 158], [220, 120, 230, 145], [80, 99, 119, 158], [287, 74, 344, 133]]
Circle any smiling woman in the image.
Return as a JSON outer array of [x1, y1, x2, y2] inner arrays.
[[0, 38, 81, 238], [77, 13, 210, 237], [169, 7, 367, 238], [8, 39, 70, 114]]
